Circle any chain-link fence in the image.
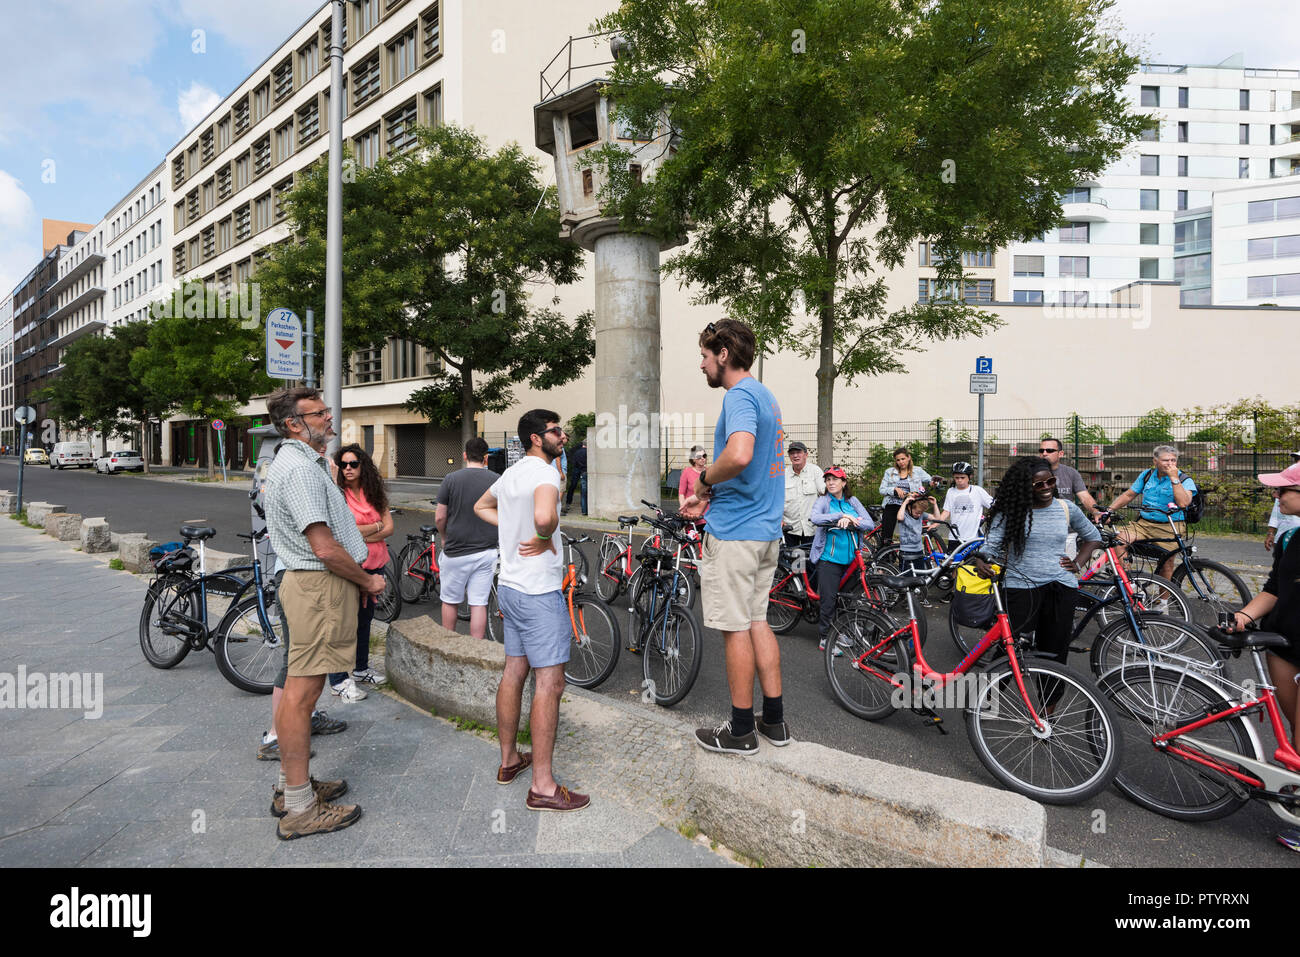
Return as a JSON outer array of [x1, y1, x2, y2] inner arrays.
[[486, 410, 1299, 533]]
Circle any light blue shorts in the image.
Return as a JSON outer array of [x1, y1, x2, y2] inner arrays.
[[497, 585, 571, 669]]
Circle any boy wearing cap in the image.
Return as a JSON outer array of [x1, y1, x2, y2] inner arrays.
[[783, 441, 826, 547], [1226, 460, 1300, 853], [938, 462, 993, 546]]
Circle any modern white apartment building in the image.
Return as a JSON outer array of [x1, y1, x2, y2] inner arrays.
[[1, 296, 12, 450], [105, 166, 170, 329]]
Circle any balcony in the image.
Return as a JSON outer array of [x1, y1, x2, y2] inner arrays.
[[46, 253, 105, 298], [50, 319, 105, 350], [46, 285, 105, 326], [1061, 197, 1110, 222]]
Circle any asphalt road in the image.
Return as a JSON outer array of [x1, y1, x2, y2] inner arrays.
[[4, 456, 1295, 869]]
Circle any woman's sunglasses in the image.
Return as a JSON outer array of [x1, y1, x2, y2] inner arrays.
[[340, 460, 361, 470]]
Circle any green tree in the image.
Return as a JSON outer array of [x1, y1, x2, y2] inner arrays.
[[565, 412, 596, 447], [256, 125, 594, 445], [131, 284, 275, 476], [1119, 408, 1176, 444], [593, 0, 1145, 460]]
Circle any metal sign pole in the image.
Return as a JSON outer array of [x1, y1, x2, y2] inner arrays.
[[219, 429, 227, 483], [16, 427, 26, 516], [323, 0, 345, 458], [305, 308, 316, 389], [977, 393, 985, 488]]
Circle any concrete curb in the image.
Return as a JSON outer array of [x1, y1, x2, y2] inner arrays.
[[386, 611, 1051, 867]]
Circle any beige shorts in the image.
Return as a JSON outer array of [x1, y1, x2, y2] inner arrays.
[[700, 536, 780, 633], [279, 570, 360, 678], [1128, 518, 1184, 544]]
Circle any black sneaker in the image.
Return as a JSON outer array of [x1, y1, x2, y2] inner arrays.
[[694, 721, 759, 755], [755, 716, 791, 747], [310, 710, 347, 735]]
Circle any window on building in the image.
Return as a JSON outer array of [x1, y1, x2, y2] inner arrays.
[[1012, 289, 1044, 303], [422, 3, 440, 60], [273, 178, 293, 221], [217, 164, 232, 201], [253, 82, 271, 122], [355, 0, 377, 36], [569, 106, 600, 149], [1239, 157, 1250, 179], [218, 218, 231, 252], [963, 279, 994, 302], [201, 129, 215, 164], [1240, 123, 1250, 144], [188, 237, 200, 268], [1139, 258, 1159, 279], [234, 97, 250, 137], [201, 226, 215, 260], [254, 136, 271, 176], [352, 345, 383, 382], [202, 179, 214, 211], [173, 154, 186, 188], [186, 189, 199, 221], [299, 38, 319, 80], [391, 338, 420, 379], [1140, 154, 1159, 176], [235, 258, 252, 284], [254, 194, 272, 232], [354, 126, 381, 168], [388, 27, 417, 85], [352, 54, 381, 109], [423, 83, 442, 127], [962, 249, 994, 268], [1140, 86, 1159, 107], [235, 204, 251, 241], [1173, 217, 1212, 253], [297, 99, 320, 143], [1178, 86, 1189, 108], [235, 153, 250, 190], [276, 122, 294, 163], [1248, 235, 1300, 260], [385, 100, 417, 155], [174, 201, 186, 232], [1177, 189, 1188, 210], [273, 58, 294, 102], [1059, 256, 1089, 278], [1140, 122, 1159, 142], [1175, 155, 1187, 177], [1240, 88, 1250, 110], [187, 144, 199, 177], [1140, 189, 1159, 211], [1058, 222, 1089, 243], [1062, 186, 1090, 204], [1140, 223, 1159, 244], [1246, 273, 1300, 298]]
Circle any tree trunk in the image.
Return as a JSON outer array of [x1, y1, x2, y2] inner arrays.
[[460, 365, 476, 447], [141, 418, 150, 474]]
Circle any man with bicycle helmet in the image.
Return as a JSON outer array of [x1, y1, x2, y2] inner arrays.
[[937, 462, 991, 546]]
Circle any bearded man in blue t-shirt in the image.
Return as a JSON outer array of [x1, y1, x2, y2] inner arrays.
[[681, 319, 789, 755]]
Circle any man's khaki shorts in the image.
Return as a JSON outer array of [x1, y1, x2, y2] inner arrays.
[[1128, 518, 1184, 544], [700, 536, 780, 633], [279, 570, 360, 678]]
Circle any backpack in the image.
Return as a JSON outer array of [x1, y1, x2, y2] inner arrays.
[[1137, 468, 1204, 524]]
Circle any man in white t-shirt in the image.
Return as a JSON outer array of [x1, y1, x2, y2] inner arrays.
[[473, 409, 589, 813], [938, 462, 992, 545]]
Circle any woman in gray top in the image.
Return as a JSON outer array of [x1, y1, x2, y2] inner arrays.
[[975, 457, 1102, 665], [878, 448, 933, 544]]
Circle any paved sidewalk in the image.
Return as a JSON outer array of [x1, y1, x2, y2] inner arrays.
[[0, 516, 730, 867]]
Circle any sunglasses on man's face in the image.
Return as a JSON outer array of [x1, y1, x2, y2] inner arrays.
[[541, 427, 566, 438], [1038, 448, 1061, 454]]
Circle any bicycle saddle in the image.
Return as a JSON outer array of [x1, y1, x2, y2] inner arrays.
[[419, 525, 435, 535], [640, 546, 675, 564], [618, 515, 639, 526], [1210, 628, 1291, 652], [180, 524, 217, 541], [869, 573, 928, 591]]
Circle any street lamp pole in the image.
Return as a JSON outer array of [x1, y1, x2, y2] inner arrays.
[[323, 0, 345, 457]]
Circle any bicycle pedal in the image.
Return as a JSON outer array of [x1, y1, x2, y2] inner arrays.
[[1069, 644, 1090, 655], [911, 706, 947, 734]]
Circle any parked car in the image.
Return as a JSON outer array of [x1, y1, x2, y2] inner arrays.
[[96, 450, 145, 474], [51, 442, 94, 469], [23, 447, 49, 465]]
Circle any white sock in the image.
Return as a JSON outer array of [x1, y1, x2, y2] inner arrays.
[[262, 730, 277, 745], [277, 770, 286, 790], [284, 781, 314, 815]]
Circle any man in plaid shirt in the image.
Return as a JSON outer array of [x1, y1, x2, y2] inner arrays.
[[263, 386, 385, 840]]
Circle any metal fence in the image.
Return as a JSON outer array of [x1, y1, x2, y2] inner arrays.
[[487, 410, 1299, 533]]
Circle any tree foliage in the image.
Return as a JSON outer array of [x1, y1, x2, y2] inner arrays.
[[593, 0, 1146, 458], [256, 125, 595, 443]]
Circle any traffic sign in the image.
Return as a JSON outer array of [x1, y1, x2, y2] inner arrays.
[[266, 308, 304, 379], [15, 405, 35, 424], [975, 356, 993, 375], [212, 419, 225, 431], [969, 373, 997, 394]]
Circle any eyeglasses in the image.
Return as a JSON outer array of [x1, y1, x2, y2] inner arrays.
[[340, 460, 361, 469], [1038, 448, 1061, 454], [1032, 477, 1058, 489], [542, 426, 566, 438], [295, 409, 330, 421]]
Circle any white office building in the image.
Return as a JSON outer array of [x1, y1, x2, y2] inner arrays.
[[0, 296, 12, 450]]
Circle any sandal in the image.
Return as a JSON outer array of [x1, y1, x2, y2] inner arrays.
[[496, 751, 533, 785]]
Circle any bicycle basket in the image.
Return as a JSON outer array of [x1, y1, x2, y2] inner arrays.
[[152, 544, 195, 574], [953, 562, 998, 628]]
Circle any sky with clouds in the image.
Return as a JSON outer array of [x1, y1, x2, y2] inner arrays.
[[1, 0, 1298, 300]]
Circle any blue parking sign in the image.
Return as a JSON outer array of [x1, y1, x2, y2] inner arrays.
[[975, 356, 993, 375]]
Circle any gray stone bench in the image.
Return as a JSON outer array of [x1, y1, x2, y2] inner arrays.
[[81, 517, 112, 553], [44, 512, 83, 541], [26, 502, 66, 525], [118, 534, 159, 573]]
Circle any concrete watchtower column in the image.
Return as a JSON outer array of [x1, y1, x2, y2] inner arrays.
[[534, 43, 684, 519]]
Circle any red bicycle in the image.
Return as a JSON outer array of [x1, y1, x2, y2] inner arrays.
[[594, 501, 696, 608], [1098, 624, 1300, 823], [825, 569, 1123, 804]]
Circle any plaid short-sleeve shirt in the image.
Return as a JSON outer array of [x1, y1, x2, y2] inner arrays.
[[264, 439, 368, 571]]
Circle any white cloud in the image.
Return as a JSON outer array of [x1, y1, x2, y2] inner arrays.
[[0, 170, 38, 298], [178, 81, 222, 132]]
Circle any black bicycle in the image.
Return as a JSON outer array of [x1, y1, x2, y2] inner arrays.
[[623, 514, 703, 706]]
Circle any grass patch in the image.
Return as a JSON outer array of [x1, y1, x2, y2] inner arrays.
[[109, 557, 126, 570], [446, 713, 530, 745], [677, 820, 699, 840]]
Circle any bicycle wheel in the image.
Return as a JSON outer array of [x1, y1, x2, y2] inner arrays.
[[1170, 559, 1251, 628], [138, 575, 196, 668], [485, 580, 503, 643], [948, 602, 999, 660], [374, 559, 402, 623], [1088, 613, 1224, 679], [594, 539, 625, 603], [642, 606, 702, 706], [564, 596, 621, 689], [1087, 573, 1190, 629], [766, 567, 803, 635], [1097, 664, 1255, 821], [824, 607, 911, 721], [398, 542, 434, 603], [213, 594, 284, 694], [965, 657, 1123, 804]]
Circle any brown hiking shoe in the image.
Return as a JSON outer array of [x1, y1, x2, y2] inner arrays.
[[270, 778, 349, 818], [525, 784, 590, 813], [276, 799, 362, 840]]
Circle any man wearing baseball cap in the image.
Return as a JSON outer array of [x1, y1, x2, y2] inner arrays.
[[1265, 451, 1300, 553], [1227, 459, 1300, 853], [783, 441, 825, 548]]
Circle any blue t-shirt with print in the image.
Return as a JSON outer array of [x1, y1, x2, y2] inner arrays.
[[707, 376, 784, 541], [1131, 468, 1198, 522]]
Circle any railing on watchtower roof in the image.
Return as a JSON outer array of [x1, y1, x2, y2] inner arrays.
[[539, 32, 616, 103]]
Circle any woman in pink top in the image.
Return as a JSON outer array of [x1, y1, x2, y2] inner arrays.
[[679, 446, 709, 528], [328, 444, 394, 700]]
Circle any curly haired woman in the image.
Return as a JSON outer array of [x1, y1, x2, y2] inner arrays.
[[975, 457, 1102, 665]]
